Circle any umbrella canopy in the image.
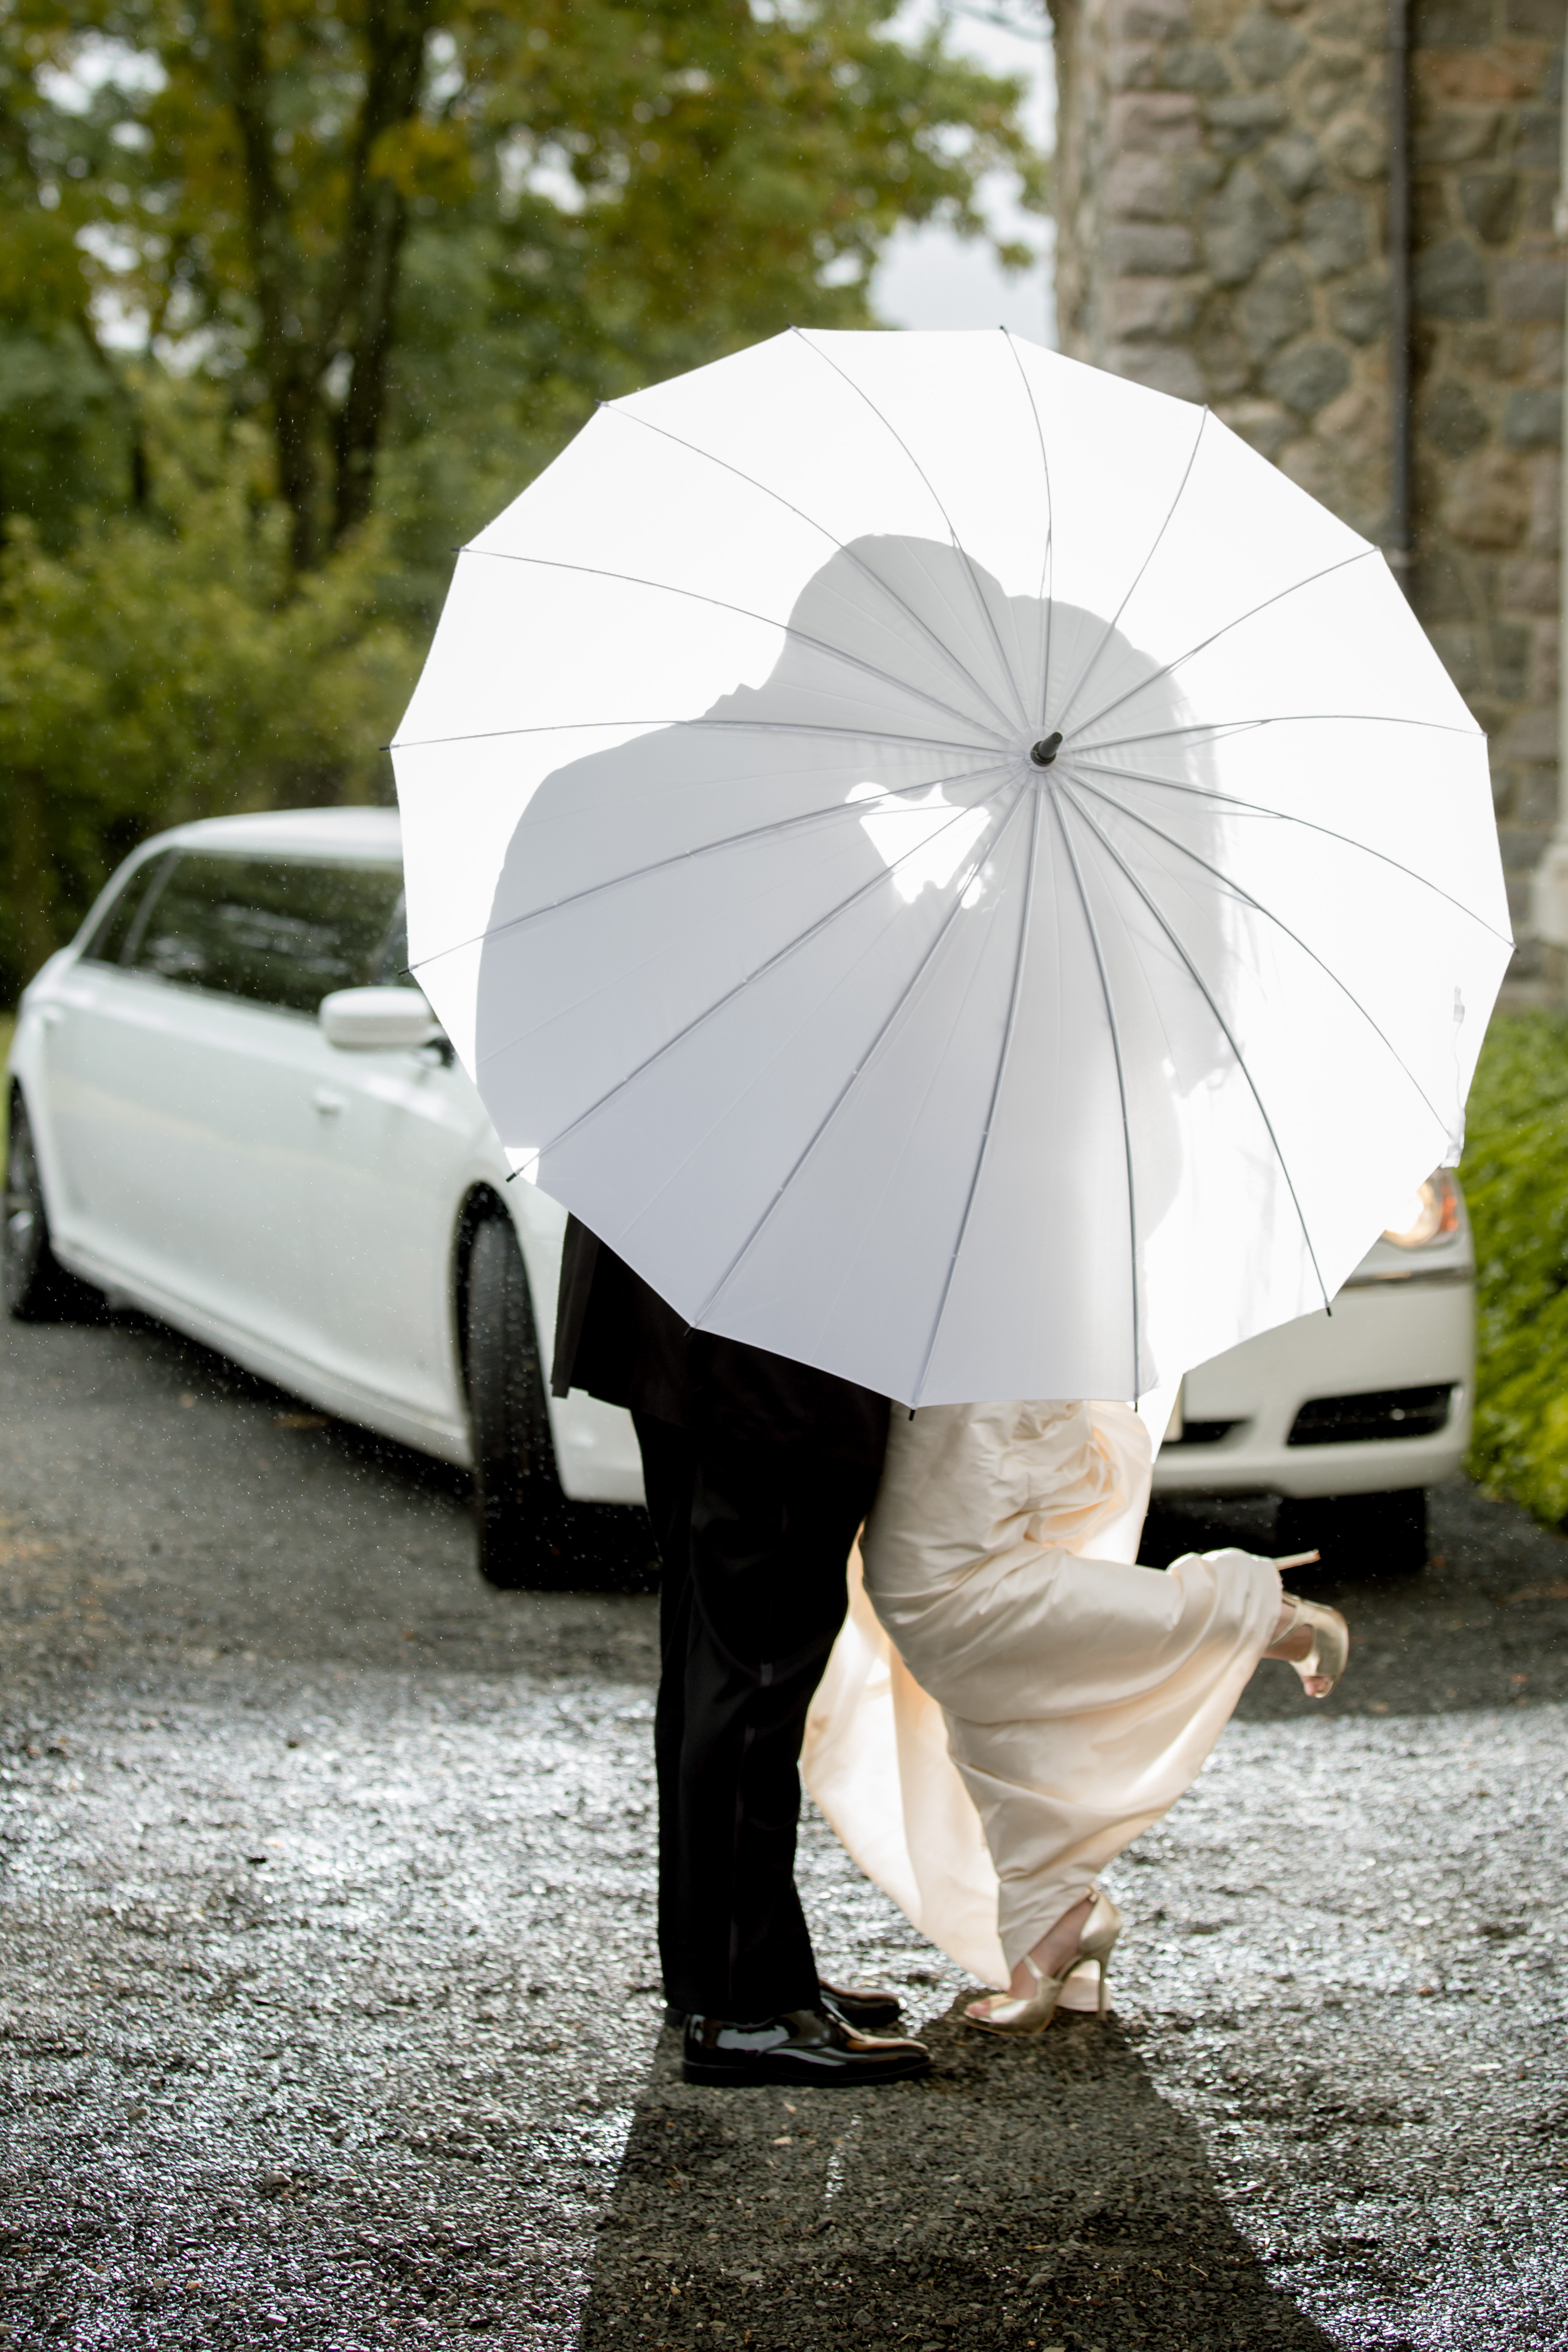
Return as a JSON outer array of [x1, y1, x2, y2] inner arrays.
[[392, 329, 1511, 1408]]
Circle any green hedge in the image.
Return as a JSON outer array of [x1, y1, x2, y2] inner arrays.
[[1461, 1011, 1568, 1526]]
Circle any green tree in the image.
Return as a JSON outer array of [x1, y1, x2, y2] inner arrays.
[[0, 382, 419, 996], [15, 0, 1039, 569]]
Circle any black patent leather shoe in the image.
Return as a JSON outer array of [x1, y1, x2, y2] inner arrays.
[[663, 1979, 902, 2033], [682, 2006, 930, 2088]]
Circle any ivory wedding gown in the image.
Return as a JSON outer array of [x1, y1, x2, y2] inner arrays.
[[801, 1399, 1283, 1992]]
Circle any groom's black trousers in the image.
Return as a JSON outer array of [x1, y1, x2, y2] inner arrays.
[[634, 1413, 881, 2021], [552, 1219, 888, 2023]]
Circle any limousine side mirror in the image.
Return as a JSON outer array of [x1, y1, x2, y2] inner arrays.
[[318, 986, 444, 1053]]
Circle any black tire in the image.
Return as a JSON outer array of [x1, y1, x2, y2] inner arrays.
[[4, 1091, 100, 1323], [465, 1213, 576, 1590], [1276, 1488, 1428, 1578]]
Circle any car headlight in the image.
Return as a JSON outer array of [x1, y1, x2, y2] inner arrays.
[[1382, 1169, 1460, 1248]]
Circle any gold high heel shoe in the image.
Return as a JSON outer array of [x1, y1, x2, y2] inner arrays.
[[1276, 1592, 1349, 1699], [964, 1889, 1122, 2034]]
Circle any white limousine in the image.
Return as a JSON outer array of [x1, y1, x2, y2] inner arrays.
[[5, 809, 1474, 1581]]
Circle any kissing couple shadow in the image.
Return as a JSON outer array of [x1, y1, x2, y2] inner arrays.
[[576, 1998, 1334, 2351]]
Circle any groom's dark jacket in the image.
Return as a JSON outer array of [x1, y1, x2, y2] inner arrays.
[[551, 1217, 889, 1467]]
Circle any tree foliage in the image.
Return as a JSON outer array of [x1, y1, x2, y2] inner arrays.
[[10, 0, 1037, 565], [0, 386, 418, 987], [0, 0, 1041, 1001]]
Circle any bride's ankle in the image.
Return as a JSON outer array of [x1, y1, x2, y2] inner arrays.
[[1016, 1893, 1094, 1994], [1264, 1600, 1312, 1662]]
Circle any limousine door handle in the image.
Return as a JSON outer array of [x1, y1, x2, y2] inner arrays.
[[311, 1087, 347, 1117]]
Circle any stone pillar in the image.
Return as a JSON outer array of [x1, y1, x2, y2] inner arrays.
[[1048, 0, 1566, 972], [1413, 0, 1563, 975], [1050, 0, 1396, 535]]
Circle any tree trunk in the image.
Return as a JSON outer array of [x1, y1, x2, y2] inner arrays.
[[327, 0, 431, 545], [222, 0, 430, 571], [332, 181, 409, 545], [226, 0, 324, 571]]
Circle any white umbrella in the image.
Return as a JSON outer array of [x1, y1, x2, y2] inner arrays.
[[392, 329, 1511, 1408]]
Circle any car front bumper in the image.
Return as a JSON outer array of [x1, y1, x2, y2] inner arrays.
[[1152, 1275, 1474, 1500]]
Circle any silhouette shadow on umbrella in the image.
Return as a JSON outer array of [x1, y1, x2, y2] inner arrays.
[[468, 532, 1313, 1409]]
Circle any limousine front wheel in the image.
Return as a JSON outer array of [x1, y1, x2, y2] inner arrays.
[[464, 1212, 574, 1589]]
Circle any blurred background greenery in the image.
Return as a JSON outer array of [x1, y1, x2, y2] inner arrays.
[[1460, 1013, 1568, 1528], [0, 0, 1042, 1004]]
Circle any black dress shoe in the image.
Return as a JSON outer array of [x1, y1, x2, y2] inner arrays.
[[682, 2007, 930, 2088], [663, 1979, 902, 2033]]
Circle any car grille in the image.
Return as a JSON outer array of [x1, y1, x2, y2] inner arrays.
[[1286, 1384, 1454, 1446], [1160, 1419, 1242, 1447]]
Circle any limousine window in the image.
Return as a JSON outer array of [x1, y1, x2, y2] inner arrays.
[[373, 896, 422, 990], [81, 852, 174, 968], [131, 854, 406, 1015]]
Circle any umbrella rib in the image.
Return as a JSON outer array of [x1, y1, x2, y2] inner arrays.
[[603, 406, 1022, 740], [392, 717, 1002, 758], [456, 548, 1013, 750], [409, 760, 1009, 976], [1051, 407, 1211, 737], [790, 329, 1034, 736], [1069, 773, 1455, 1140], [1054, 780, 1332, 1314], [687, 788, 1033, 1333], [1083, 711, 1478, 755], [911, 784, 1047, 1406], [1049, 791, 1140, 1402], [1066, 754, 1514, 947], [1001, 330, 1055, 728], [1060, 549, 1375, 747], [505, 776, 1021, 1153]]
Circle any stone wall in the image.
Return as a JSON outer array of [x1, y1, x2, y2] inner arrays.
[[1413, 0, 1563, 952], [1048, 0, 1565, 959]]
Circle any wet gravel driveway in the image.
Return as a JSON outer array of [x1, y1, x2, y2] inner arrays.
[[1, 1307, 1566, 2351]]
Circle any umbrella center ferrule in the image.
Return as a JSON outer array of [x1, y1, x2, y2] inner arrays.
[[1029, 733, 1063, 767]]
